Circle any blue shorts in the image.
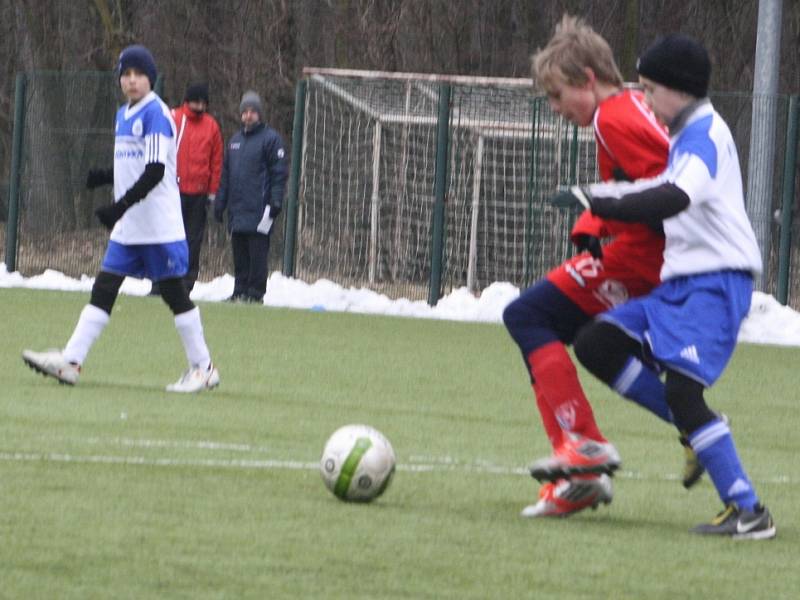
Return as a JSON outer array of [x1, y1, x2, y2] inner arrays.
[[598, 271, 753, 386], [101, 240, 188, 282]]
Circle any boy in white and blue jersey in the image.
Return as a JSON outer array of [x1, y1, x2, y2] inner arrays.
[[551, 34, 775, 539], [23, 45, 219, 393], [107, 83, 183, 245]]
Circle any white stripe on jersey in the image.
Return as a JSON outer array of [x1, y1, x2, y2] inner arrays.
[[629, 93, 671, 144], [593, 91, 670, 168], [593, 109, 616, 165], [110, 91, 185, 245]]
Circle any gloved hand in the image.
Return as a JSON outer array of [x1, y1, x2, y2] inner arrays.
[[86, 168, 112, 190], [573, 234, 603, 260], [548, 186, 593, 210], [269, 204, 282, 219], [94, 200, 129, 229]]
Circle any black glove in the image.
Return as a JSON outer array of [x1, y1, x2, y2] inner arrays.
[[548, 186, 593, 210], [573, 234, 603, 260], [86, 168, 113, 190], [94, 200, 129, 229], [269, 204, 282, 219]]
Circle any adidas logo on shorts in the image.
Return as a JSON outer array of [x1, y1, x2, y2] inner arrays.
[[680, 345, 700, 364]]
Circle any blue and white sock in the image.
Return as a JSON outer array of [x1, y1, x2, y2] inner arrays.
[[690, 418, 759, 511], [612, 357, 673, 423]]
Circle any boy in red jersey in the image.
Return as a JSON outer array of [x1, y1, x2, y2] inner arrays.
[[503, 15, 682, 517]]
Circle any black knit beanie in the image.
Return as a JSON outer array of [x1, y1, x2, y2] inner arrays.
[[184, 82, 210, 104], [117, 45, 158, 89], [637, 34, 711, 98]]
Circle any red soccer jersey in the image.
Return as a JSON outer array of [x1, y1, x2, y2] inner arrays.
[[571, 89, 670, 284]]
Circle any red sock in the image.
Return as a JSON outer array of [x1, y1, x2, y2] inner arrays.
[[533, 381, 564, 450], [527, 341, 606, 443]]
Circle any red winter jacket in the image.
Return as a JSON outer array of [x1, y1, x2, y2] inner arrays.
[[171, 103, 223, 196]]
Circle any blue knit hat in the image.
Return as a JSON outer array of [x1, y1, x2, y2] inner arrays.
[[117, 45, 157, 89]]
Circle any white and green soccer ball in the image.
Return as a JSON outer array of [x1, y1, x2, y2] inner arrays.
[[320, 424, 396, 502]]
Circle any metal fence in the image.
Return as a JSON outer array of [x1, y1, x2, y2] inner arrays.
[[283, 70, 800, 307], [4, 70, 800, 309]]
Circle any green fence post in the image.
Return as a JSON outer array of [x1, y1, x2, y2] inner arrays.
[[428, 84, 451, 306], [5, 73, 27, 273], [283, 79, 307, 277], [524, 97, 541, 287], [568, 123, 579, 184], [777, 95, 799, 305]]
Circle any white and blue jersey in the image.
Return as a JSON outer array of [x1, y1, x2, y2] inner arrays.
[[590, 101, 761, 385], [110, 91, 184, 245], [587, 101, 762, 281], [659, 102, 762, 279], [101, 91, 188, 282]]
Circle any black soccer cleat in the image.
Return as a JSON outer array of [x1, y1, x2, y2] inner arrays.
[[690, 503, 776, 540]]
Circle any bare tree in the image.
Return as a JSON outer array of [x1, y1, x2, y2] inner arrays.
[[1, 0, 798, 226]]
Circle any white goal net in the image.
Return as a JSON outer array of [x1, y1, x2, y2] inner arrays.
[[293, 68, 599, 302]]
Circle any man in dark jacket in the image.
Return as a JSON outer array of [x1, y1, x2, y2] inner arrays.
[[214, 90, 288, 303]]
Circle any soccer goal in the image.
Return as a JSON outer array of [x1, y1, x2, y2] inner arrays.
[[286, 68, 599, 303]]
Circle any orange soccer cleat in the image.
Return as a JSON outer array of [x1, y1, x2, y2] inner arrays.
[[529, 433, 621, 482], [520, 474, 613, 518]]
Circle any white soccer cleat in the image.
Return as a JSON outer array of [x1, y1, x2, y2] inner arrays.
[[520, 474, 614, 518], [22, 349, 80, 385], [166, 363, 220, 393]]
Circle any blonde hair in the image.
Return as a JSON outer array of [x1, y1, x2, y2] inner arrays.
[[532, 14, 623, 93]]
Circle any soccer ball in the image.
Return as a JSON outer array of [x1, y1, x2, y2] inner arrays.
[[320, 424, 396, 502]]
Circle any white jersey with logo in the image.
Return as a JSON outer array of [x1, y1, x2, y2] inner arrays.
[[110, 91, 185, 244], [659, 102, 761, 279], [588, 101, 762, 280]]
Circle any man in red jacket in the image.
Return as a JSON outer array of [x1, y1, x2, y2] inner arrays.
[[165, 82, 223, 293]]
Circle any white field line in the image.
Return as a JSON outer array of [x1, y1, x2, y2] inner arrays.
[[80, 436, 273, 453], [0, 437, 794, 485]]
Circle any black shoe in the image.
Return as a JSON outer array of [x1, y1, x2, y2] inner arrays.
[[225, 293, 243, 303], [690, 503, 776, 540]]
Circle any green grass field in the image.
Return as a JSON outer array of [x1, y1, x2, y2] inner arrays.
[[1, 287, 798, 599]]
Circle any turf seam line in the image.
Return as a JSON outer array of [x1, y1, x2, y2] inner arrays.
[[0, 451, 793, 485]]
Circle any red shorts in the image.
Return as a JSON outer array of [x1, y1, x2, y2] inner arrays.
[[546, 245, 661, 316]]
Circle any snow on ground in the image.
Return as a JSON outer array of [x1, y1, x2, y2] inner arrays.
[[2, 263, 799, 346]]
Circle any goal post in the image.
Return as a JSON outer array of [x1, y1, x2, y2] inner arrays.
[[285, 67, 599, 304]]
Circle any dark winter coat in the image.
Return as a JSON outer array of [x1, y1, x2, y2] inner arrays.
[[214, 122, 288, 233]]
